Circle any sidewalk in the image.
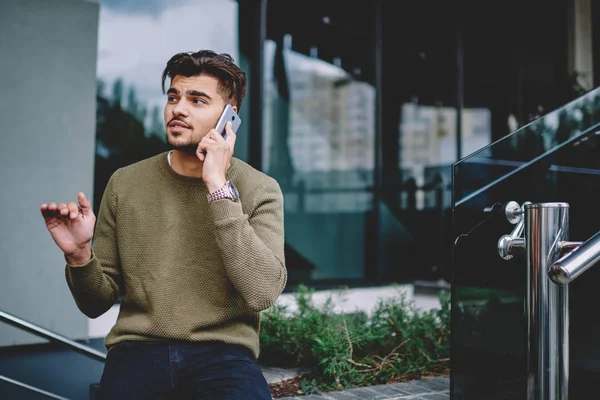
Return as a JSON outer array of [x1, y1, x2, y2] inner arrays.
[[276, 377, 450, 399]]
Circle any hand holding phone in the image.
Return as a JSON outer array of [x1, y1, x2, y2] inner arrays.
[[214, 104, 241, 139], [199, 104, 241, 191]]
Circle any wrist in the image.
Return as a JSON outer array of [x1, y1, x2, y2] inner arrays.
[[66, 244, 92, 266], [206, 177, 227, 193], [207, 180, 240, 204]]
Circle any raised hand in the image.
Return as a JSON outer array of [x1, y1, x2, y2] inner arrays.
[[40, 192, 96, 265]]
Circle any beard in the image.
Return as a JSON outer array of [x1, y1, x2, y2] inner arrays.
[[165, 133, 198, 155]]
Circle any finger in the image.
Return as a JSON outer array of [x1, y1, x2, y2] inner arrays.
[[40, 203, 55, 219], [67, 202, 79, 219], [201, 136, 219, 146], [57, 203, 69, 216], [225, 121, 237, 151], [196, 141, 208, 161], [204, 137, 229, 158], [41, 203, 60, 220], [78, 193, 92, 216], [197, 136, 221, 162], [198, 138, 218, 157], [210, 128, 226, 143]]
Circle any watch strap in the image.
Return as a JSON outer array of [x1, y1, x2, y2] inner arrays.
[[207, 181, 233, 203]]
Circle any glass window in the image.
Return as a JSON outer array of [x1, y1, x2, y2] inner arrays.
[[94, 0, 239, 212], [262, 22, 377, 286], [379, 1, 461, 284]]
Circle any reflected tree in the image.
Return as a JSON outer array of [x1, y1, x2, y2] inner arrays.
[[497, 86, 600, 163], [97, 79, 106, 99], [112, 78, 123, 107], [127, 87, 138, 117], [94, 78, 170, 213], [150, 106, 164, 137]]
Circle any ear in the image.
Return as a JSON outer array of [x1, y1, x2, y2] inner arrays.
[[231, 105, 238, 113]]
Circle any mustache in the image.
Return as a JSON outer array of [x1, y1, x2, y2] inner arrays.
[[167, 117, 191, 128]]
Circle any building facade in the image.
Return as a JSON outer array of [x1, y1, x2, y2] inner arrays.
[[2, 0, 599, 343]]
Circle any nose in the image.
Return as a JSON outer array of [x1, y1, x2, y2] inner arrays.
[[172, 100, 188, 117]]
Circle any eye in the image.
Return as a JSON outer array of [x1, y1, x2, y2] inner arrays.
[[193, 98, 206, 104], [167, 96, 178, 103]]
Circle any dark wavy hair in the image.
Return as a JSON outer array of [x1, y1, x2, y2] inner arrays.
[[161, 50, 247, 110]]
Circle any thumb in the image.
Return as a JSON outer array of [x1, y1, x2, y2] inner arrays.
[[78, 192, 93, 216]]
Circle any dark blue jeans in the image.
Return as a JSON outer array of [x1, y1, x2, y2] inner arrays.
[[99, 340, 271, 399]]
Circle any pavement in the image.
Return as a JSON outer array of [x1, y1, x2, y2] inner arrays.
[[262, 366, 308, 384], [276, 377, 450, 399]]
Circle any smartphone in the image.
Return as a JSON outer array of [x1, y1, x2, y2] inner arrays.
[[215, 104, 241, 139]]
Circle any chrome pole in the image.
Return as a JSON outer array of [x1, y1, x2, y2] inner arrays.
[[524, 203, 569, 400]]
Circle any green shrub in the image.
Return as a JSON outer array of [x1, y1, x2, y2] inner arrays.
[[259, 285, 450, 392]]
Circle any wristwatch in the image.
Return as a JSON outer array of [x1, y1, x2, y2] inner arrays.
[[207, 181, 240, 203]]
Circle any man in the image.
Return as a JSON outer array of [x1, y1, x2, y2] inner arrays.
[[40, 50, 286, 399]]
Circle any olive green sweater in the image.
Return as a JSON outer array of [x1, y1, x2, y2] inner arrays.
[[65, 152, 286, 358]]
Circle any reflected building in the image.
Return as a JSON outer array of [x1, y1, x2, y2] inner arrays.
[[264, 50, 376, 214], [286, 68, 375, 176], [399, 103, 490, 209]]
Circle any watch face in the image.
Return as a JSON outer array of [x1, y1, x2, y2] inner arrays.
[[227, 181, 240, 200]]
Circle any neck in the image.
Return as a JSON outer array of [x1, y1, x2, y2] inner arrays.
[[170, 150, 203, 178]]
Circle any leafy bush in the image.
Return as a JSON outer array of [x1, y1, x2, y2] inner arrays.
[[259, 285, 450, 392]]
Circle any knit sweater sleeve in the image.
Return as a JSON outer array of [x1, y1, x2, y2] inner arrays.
[[209, 178, 286, 312], [65, 172, 122, 319]]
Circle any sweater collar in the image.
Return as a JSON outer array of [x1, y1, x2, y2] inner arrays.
[[158, 151, 239, 186]]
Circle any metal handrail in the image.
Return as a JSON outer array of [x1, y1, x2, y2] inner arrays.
[[0, 309, 106, 363], [550, 230, 600, 285], [0, 374, 69, 399], [0, 309, 107, 399]]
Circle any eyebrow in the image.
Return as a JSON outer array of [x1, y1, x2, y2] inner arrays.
[[167, 88, 213, 100]]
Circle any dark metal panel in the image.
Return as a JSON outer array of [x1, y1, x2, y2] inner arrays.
[[238, 0, 267, 169]]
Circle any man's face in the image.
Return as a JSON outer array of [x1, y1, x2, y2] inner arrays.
[[164, 74, 234, 153]]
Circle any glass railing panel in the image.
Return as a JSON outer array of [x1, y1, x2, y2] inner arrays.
[[452, 87, 600, 399], [454, 86, 600, 207]]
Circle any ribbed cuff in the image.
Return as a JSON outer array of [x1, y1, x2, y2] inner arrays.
[[64, 248, 96, 268], [65, 250, 101, 283], [209, 199, 244, 221]]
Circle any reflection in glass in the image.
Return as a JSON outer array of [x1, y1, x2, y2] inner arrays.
[[399, 103, 490, 210], [263, 39, 376, 283], [94, 0, 239, 212], [455, 88, 600, 206]]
